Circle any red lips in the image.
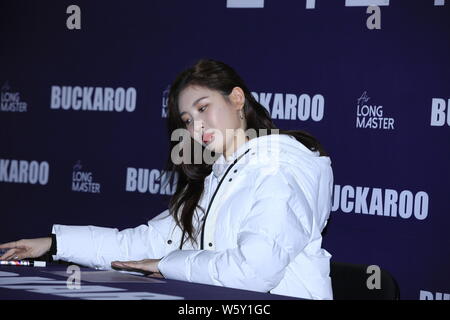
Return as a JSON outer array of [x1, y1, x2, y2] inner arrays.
[[202, 132, 214, 144]]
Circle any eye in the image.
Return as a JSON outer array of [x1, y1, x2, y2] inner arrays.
[[199, 105, 208, 112], [183, 118, 192, 126]]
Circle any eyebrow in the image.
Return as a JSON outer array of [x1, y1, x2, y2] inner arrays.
[[180, 96, 209, 116]]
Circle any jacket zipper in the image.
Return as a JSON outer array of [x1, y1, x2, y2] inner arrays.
[[199, 148, 251, 250]]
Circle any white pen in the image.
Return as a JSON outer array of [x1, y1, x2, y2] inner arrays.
[[0, 260, 46, 267]]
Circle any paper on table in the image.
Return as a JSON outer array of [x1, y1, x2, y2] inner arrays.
[[45, 270, 165, 284]]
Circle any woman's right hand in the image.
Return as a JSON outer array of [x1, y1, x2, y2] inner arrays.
[[0, 238, 52, 260]]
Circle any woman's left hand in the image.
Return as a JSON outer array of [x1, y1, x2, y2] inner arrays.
[[111, 259, 163, 277]]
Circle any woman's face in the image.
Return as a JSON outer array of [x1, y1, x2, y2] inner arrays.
[[178, 85, 246, 156]]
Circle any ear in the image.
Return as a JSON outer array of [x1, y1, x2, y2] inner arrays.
[[229, 87, 245, 111]]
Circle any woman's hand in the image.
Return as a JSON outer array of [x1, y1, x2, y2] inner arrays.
[[0, 238, 52, 260], [111, 259, 164, 278]]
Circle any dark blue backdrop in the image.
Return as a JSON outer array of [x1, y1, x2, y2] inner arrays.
[[1, 0, 449, 300]]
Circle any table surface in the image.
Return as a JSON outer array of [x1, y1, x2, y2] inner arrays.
[[0, 264, 299, 300]]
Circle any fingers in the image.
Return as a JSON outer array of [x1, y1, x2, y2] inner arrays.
[[111, 260, 152, 274], [0, 248, 18, 261], [148, 272, 164, 279], [0, 249, 12, 260], [0, 241, 18, 250], [13, 251, 24, 260], [111, 261, 128, 269], [0, 240, 26, 250], [0, 247, 28, 261], [111, 261, 135, 272], [111, 260, 140, 270], [0, 240, 31, 260]]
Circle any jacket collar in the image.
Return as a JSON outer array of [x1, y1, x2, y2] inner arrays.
[[211, 133, 314, 180], [212, 138, 252, 179]]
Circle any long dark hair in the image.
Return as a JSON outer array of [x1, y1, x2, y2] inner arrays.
[[162, 59, 329, 248]]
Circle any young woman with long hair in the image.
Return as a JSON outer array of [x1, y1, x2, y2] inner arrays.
[[0, 59, 334, 299]]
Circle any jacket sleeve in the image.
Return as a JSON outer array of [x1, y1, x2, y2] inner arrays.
[[157, 168, 313, 293], [51, 209, 170, 270]]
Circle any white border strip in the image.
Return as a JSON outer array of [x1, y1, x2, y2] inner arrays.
[[345, 0, 390, 6], [226, 0, 264, 8]]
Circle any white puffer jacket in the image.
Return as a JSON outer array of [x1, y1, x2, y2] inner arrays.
[[52, 133, 334, 299]]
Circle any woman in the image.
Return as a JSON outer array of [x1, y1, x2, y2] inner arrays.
[[0, 59, 334, 300]]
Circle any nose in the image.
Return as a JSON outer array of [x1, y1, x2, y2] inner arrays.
[[191, 119, 204, 141]]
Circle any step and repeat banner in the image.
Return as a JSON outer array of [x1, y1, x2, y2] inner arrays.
[[1, 1, 449, 300]]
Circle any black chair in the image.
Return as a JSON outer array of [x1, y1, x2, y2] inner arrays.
[[330, 261, 400, 300]]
